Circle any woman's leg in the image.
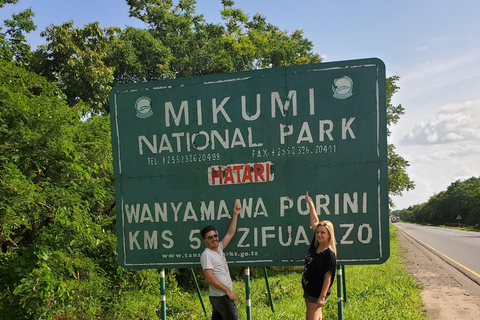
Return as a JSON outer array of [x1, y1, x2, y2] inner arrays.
[[305, 299, 323, 320]]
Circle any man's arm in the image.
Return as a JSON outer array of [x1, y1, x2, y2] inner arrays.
[[221, 200, 241, 249], [203, 269, 237, 301]]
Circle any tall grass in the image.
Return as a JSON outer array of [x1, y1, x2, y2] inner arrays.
[[166, 226, 427, 319]]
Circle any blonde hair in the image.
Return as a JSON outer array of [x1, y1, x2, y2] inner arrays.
[[314, 220, 337, 255]]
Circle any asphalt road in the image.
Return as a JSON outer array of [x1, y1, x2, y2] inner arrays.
[[395, 222, 480, 284]]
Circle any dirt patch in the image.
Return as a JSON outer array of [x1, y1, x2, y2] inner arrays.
[[396, 229, 480, 320]]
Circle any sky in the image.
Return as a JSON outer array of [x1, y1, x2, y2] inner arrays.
[[1, 0, 480, 210]]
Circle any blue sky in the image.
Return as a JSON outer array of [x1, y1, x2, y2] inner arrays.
[[2, 0, 480, 210]]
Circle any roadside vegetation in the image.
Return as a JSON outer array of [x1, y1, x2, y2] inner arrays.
[[393, 176, 480, 230]]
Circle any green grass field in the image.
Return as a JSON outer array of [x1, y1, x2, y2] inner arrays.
[[164, 226, 427, 319]]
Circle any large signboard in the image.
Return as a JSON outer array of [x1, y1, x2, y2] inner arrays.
[[110, 58, 389, 269]]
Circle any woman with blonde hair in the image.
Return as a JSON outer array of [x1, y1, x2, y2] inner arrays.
[[302, 191, 337, 320]]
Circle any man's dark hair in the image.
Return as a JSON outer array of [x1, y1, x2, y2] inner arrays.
[[201, 225, 216, 239]]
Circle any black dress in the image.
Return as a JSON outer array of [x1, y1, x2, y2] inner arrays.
[[302, 236, 337, 299]]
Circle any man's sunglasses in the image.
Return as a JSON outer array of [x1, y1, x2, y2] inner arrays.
[[205, 234, 219, 240]]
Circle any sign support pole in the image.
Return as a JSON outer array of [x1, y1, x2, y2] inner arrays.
[[190, 268, 208, 318], [245, 267, 252, 320], [342, 265, 347, 303], [263, 267, 275, 313], [160, 269, 167, 320], [337, 265, 344, 320]]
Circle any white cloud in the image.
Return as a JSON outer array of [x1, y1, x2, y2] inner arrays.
[[402, 99, 480, 145], [391, 99, 480, 209], [391, 141, 480, 209]]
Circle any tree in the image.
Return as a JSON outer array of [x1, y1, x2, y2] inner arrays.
[[28, 22, 120, 114], [441, 177, 480, 226], [1, 57, 169, 319], [126, 0, 321, 78], [0, 0, 36, 62], [105, 26, 174, 84], [127, 0, 237, 77], [0, 0, 19, 7], [393, 177, 480, 228], [386, 76, 415, 207], [0, 60, 123, 318], [27, 0, 322, 115]]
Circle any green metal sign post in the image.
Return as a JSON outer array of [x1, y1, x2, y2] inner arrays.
[[160, 269, 166, 319], [245, 267, 251, 320], [110, 58, 389, 269], [264, 267, 275, 313], [337, 265, 344, 319]]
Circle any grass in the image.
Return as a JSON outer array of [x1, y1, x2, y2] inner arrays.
[[165, 226, 427, 319]]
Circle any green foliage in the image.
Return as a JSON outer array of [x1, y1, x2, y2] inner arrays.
[[22, 0, 322, 116], [386, 76, 414, 206], [0, 0, 19, 7], [388, 143, 414, 198], [106, 26, 174, 84], [0, 60, 103, 318], [28, 22, 120, 113], [0, 0, 36, 62], [394, 176, 480, 228], [126, 0, 320, 78]]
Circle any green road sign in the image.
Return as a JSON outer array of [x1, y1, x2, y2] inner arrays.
[[110, 58, 389, 269]]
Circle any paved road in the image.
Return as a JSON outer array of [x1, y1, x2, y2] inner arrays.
[[395, 222, 480, 283]]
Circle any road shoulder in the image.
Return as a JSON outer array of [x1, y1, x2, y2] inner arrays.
[[396, 228, 480, 320]]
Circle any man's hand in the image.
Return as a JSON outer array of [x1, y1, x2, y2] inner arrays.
[[226, 288, 237, 301], [221, 199, 241, 248], [233, 199, 241, 216]]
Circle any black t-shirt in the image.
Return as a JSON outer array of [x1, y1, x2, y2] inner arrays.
[[302, 235, 337, 298]]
